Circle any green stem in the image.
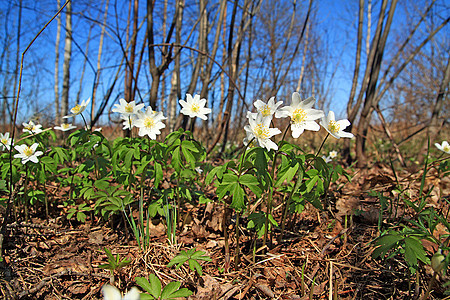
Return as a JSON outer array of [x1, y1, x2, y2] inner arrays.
[[263, 123, 292, 248], [234, 210, 241, 267], [80, 113, 89, 131], [315, 133, 330, 158], [24, 164, 29, 223]]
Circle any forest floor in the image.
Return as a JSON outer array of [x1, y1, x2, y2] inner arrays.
[[1, 162, 449, 299]]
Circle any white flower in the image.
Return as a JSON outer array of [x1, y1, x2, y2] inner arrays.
[[435, 141, 450, 154], [14, 143, 43, 164], [102, 284, 140, 300], [54, 123, 77, 132], [278, 93, 324, 138], [179, 93, 212, 120], [121, 113, 139, 130], [249, 97, 286, 120], [135, 107, 166, 139], [320, 111, 354, 139], [22, 121, 43, 135], [244, 113, 281, 151], [195, 166, 203, 174], [64, 98, 90, 118], [0, 132, 13, 151], [329, 150, 338, 158], [112, 99, 145, 116], [322, 155, 332, 163]]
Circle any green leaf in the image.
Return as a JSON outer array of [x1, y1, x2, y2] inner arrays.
[[239, 174, 262, 197], [136, 275, 161, 299], [171, 146, 181, 173], [164, 288, 193, 299], [205, 166, 221, 185], [222, 173, 239, 183], [230, 183, 245, 210], [154, 162, 163, 189], [404, 237, 429, 264], [188, 259, 203, 276], [167, 253, 189, 268], [254, 147, 268, 175], [161, 281, 181, 299], [305, 176, 318, 193], [275, 162, 299, 187], [181, 140, 199, 152], [94, 179, 109, 190], [372, 233, 403, 259], [181, 146, 196, 168]]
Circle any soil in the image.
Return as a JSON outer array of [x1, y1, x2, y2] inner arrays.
[[1, 162, 449, 299]]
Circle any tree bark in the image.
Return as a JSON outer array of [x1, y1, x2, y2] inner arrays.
[[91, 0, 110, 122], [418, 54, 450, 160], [54, 0, 61, 124], [343, 0, 364, 164], [61, 0, 72, 120], [355, 0, 397, 167]]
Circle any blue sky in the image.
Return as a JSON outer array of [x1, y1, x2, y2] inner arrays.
[[0, 0, 448, 125]]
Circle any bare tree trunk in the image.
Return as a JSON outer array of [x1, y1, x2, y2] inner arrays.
[[61, 0, 72, 120], [91, 0, 109, 122], [54, 0, 61, 124], [418, 54, 450, 160], [366, 0, 371, 58], [181, 0, 208, 131], [220, 0, 246, 153], [169, 71, 178, 130], [343, 0, 364, 164], [160, 0, 168, 115], [355, 0, 397, 167], [168, 0, 183, 130], [76, 25, 93, 105], [296, 21, 310, 92]]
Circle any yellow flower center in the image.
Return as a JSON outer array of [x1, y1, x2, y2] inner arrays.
[[25, 125, 34, 131], [1, 138, 7, 145], [72, 104, 81, 114], [444, 145, 450, 153], [328, 120, 340, 133], [260, 105, 271, 117], [144, 117, 155, 129], [62, 124, 70, 129], [191, 103, 200, 113], [254, 124, 269, 139], [125, 103, 134, 113], [23, 146, 34, 157], [292, 108, 307, 124]]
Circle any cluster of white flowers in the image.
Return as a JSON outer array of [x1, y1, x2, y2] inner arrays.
[[112, 93, 211, 139], [244, 92, 354, 151], [2, 129, 43, 164]]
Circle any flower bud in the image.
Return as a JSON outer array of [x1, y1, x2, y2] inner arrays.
[[431, 249, 445, 273]]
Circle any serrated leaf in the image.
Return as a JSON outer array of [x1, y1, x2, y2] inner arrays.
[[161, 281, 181, 299], [181, 146, 196, 168], [205, 166, 221, 185], [154, 162, 163, 188], [188, 259, 203, 276], [222, 173, 239, 183], [275, 162, 299, 187], [230, 184, 245, 210], [163, 288, 193, 299], [305, 176, 318, 193], [136, 275, 161, 299]]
